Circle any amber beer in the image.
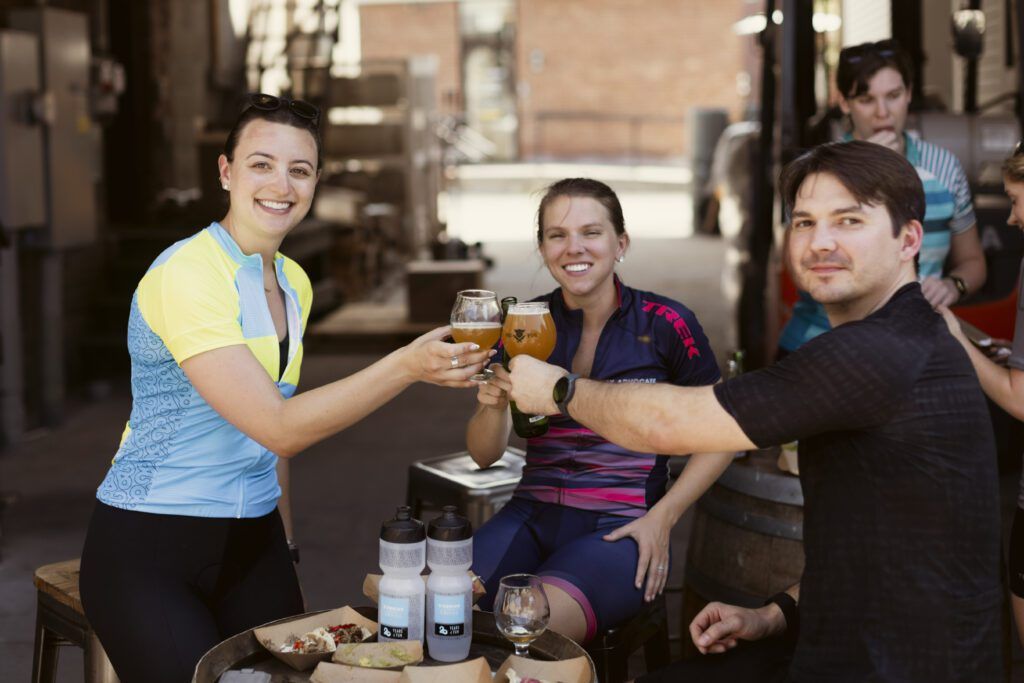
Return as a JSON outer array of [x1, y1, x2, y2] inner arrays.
[[451, 322, 502, 350], [502, 304, 556, 360], [502, 302, 556, 438]]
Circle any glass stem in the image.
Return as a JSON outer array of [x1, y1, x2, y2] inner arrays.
[[514, 642, 530, 657]]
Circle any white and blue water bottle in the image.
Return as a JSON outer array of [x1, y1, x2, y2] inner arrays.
[[425, 505, 473, 661], [378, 506, 426, 643]]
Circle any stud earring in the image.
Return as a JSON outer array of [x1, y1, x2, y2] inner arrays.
[[222, 181, 229, 191], [616, 255, 625, 263]]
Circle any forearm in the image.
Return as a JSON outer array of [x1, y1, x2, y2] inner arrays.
[[651, 450, 735, 523], [274, 348, 416, 456], [948, 225, 986, 296], [960, 339, 1024, 421], [466, 404, 512, 467], [567, 381, 753, 455], [948, 253, 986, 295], [276, 458, 294, 540]]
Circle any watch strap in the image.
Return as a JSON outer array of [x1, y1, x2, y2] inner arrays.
[[949, 275, 967, 301], [764, 591, 798, 642], [555, 373, 581, 415]]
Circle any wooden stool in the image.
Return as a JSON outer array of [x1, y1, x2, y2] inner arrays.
[[32, 559, 119, 683], [585, 594, 671, 683], [406, 448, 525, 528]]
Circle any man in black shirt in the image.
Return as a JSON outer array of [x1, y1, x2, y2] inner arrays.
[[508, 140, 1003, 681]]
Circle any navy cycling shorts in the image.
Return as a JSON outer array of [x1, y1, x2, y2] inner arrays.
[[472, 497, 657, 642]]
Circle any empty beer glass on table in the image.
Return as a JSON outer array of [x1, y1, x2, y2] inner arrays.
[[495, 574, 550, 657], [502, 301, 556, 438], [450, 290, 502, 383]]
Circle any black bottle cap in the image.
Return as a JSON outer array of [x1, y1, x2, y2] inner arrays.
[[380, 505, 425, 543], [427, 505, 473, 541]]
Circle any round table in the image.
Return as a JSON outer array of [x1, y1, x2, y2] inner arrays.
[[192, 606, 597, 682]]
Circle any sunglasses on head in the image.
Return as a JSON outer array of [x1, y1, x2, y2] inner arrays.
[[840, 39, 898, 66], [246, 92, 320, 126]]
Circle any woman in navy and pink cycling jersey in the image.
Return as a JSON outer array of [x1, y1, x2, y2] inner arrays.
[[466, 178, 734, 644]]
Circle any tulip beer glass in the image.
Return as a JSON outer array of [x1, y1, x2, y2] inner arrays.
[[502, 302, 556, 437], [450, 290, 502, 382]]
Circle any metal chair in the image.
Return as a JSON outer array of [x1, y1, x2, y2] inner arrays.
[[406, 448, 525, 528], [32, 558, 119, 683]]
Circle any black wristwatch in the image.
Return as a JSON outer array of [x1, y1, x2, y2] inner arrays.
[[764, 591, 799, 642], [948, 275, 968, 301], [553, 373, 581, 415]]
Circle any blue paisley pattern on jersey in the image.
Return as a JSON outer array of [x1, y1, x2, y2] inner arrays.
[[97, 294, 192, 507]]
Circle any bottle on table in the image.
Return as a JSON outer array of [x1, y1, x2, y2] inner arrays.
[[425, 505, 474, 661], [378, 506, 426, 643]]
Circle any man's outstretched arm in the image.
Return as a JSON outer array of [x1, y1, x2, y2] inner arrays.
[[508, 355, 756, 455]]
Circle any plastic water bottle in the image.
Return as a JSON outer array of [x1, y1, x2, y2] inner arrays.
[[378, 506, 425, 643], [425, 506, 473, 661]]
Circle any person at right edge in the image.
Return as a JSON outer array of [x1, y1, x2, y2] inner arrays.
[[777, 38, 985, 355], [939, 144, 1024, 652], [506, 141, 1003, 682]]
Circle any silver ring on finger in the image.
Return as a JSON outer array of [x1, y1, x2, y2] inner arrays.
[[449, 355, 459, 368], [656, 564, 667, 572]]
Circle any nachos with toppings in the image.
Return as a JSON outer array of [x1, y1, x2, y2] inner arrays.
[[279, 623, 373, 654]]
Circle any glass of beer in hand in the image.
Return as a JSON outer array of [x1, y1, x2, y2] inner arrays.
[[502, 302, 556, 438], [451, 290, 502, 383], [502, 302, 556, 362]]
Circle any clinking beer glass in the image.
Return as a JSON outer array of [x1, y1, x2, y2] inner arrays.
[[501, 300, 556, 438]]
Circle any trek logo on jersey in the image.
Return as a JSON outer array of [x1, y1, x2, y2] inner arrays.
[[642, 300, 701, 359]]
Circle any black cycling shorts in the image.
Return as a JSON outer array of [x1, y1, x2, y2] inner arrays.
[[80, 501, 303, 683]]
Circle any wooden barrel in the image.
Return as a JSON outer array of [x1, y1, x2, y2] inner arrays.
[[681, 448, 804, 655]]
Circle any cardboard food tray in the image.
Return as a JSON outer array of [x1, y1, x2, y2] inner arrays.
[[362, 573, 486, 604], [494, 654, 591, 683], [254, 606, 378, 672], [332, 640, 424, 669], [397, 657, 490, 683], [310, 662, 402, 683]]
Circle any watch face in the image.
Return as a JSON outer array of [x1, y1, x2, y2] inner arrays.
[[553, 376, 568, 403]]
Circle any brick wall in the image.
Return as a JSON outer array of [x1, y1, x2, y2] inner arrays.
[[359, 0, 751, 160], [360, 2, 462, 113], [516, 0, 748, 159]]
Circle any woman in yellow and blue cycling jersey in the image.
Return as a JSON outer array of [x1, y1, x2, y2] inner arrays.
[[78, 94, 491, 683]]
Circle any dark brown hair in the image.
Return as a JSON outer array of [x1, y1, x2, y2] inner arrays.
[[223, 101, 323, 170], [779, 140, 924, 237], [836, 39, 913, 100], [536, 178, 625, 243]]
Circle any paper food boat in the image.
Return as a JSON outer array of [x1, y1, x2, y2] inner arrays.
[[310, 662, 402, 683], [495, 654, 592, 683], [396, 656, 490, 682], [254, 606, 378, 672], [331, 640, 424, 669]]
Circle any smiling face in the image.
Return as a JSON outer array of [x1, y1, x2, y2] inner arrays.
[[218, 119, 319, 247], [840, 66, 911, 142], [539, 195, 628, 305], [787, 172, 920, 315]]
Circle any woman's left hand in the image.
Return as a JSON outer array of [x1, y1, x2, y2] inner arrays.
[[920, 276, 960, 308], [402, 326, 495, 387], [603, 509, 673, 602]]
